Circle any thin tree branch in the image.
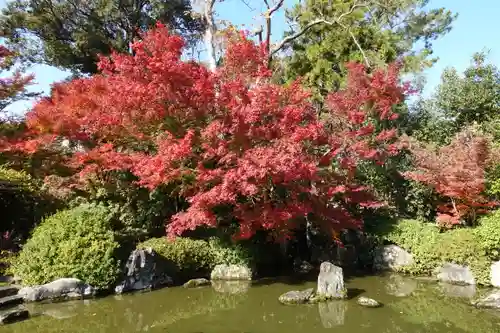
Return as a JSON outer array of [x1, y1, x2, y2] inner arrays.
[[263, 0, 285, 62], [269, 2, 371, 68]]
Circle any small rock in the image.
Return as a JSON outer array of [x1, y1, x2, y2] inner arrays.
[[357, 296, 382, 308], [183, 278, 210, 288], [0, 286, 19, 299], [435, 262, 475, 285], [210, 264, 252, 281], [18, 278, 94, 302], [316, 262, 347, 299], [473, 290, 500, 309], [0, 295, 23, 309], [0, 307, 29, 324], [278, 288, 315, 305], [373, 245, 414, 271]]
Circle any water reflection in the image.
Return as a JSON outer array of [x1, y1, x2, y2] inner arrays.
[[318, 301, 347, 327]]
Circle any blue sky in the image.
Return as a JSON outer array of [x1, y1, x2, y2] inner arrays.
[[3, 0, 499, 115]]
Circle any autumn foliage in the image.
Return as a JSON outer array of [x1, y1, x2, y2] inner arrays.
[[401, 129, 499, 227], [2, 23, 410, 240]]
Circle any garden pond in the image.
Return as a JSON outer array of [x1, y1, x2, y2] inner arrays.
[[2, 274, 500, 333]]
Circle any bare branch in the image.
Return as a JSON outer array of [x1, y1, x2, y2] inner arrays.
[[269, 2, 371, 68], [239, 0, 255, 11]]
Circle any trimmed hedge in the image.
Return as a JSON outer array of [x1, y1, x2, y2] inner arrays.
[[11, 203, 121, 290], [138, 237, 251, 280], [379, 210, 500, 285]]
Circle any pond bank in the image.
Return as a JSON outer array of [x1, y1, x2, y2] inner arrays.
[[2, 274, 500, 333]]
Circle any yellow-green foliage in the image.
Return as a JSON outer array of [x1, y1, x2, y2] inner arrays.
[[11, 204, 121, 290], [0, 167, 35, 191], [382, 212, 500, 285], [138, 237, 251, 279]]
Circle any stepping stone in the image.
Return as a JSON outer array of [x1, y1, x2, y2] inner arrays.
[[0, 295, 23, 309], [0, 307, 29, 325], [0, 286, 19, 299]]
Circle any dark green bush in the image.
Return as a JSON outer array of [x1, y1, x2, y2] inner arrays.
[[0, 167, 59, 249], [11, 203, 121, 289], [138, 237, 251, 280], [379, 214, 500, 285]]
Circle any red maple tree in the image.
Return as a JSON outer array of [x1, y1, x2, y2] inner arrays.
[[3, 24, 409, 240], [401, 129, 499, 227]]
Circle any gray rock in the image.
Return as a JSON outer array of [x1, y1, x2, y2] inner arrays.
[[373, 245, 414, 271], [18, 278, 95, 302], [438, 282, 476, 299], [435, 262, 476, 285], [0, 286, 19, 299], [385, 274, 417, 297], [115, 248, 173, 294], [0, 307, 29, 325], [491, 261, 500, 287], [278, 288, 315, 305], [357, 296, 382, 308], [473, 290, 500, 309], [183, 278, 211, 288], [318, 301, 347, 327], [316, 262, 347, 299], [210, 264, 252, 281], [211, 280, 251, 294], [0, 295, 23, 309]]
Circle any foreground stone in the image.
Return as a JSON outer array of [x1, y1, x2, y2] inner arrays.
[[473, 291, 500, 309], [0, 286, 19, 299], [18, 278, 95, 302], [0, 307, 29, 325], [0, 295, 23, 309], [210, 264, 252, 281], [357, 296, 381, 308], [435, 262, 475, 285], [278, 288, 315, 305], [183, 278, 210, 288], [316, 262, 347, 299], [373, 245, 414, 271], [115, 248, 173, 294]]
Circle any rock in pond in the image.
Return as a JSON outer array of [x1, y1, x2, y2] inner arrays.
[[373, 245, 414, 271], [0, 295, 23, 309], [183, 278, 211, 288], [0, 307, 29, 325], [115, 248, 173, 294], [435, 262, 476, 285], [473, 290, 500, 309], [490, 261, 500, 287], [0, 286, 19, 299], [316, 262, 347, 300], [18, 278, 95, 302], [278, 288, 315, 305], [357, 296, 382, 308], [210, 264, 252, 281]]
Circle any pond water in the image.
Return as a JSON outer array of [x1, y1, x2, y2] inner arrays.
[[2, 274, 500, 333]]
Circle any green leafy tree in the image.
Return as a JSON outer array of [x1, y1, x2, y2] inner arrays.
[[0, 0, 205, 74], [280, 0, 456, 102]]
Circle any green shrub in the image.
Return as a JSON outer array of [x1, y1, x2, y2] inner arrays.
[[11, 203, 121, 290], [473, 210, 500, 260], [380, 219, 492, 285], [138, 237, 251, 280]]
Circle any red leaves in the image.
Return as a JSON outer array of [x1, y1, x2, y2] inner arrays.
[[9, 24, 409, 239], [402, 130, 499, 227]]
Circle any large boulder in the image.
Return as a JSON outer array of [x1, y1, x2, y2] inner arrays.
[[490, 261, 500, 287], [435, 262, 475, 285], [18, 278, 94, 302], [278, 288, 315, 305], [210, 264, 252, 281], [373, 245, 414, 271], [114, 248, 173, 294], [316, 262, 347, 300], [0, 286, 19, 299], [0, 307, 29, 325]]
